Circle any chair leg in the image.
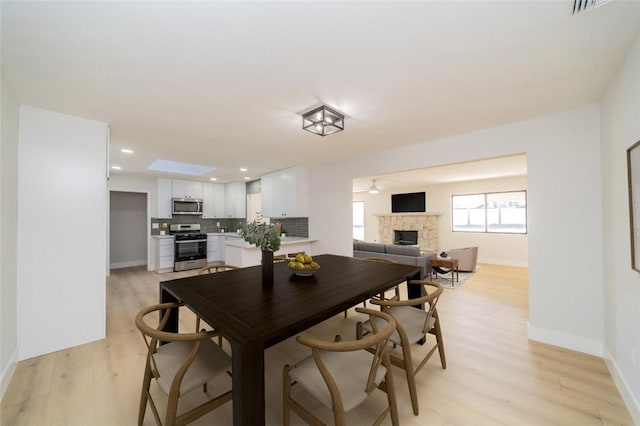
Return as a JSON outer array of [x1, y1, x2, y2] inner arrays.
[[356, 322, 364, 340], [433, 311, 447, 369], [383, 353, 399, 426], [138, 357, 154, 425], [401, 344, 419, 416], [283, 365, 291, 426], [429, 310, 447, 370], [165, 386, 180, 426]]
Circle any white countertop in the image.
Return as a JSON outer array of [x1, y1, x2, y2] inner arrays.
[[225, 236, 316, 249], [206, 232, 243, 237], [151, 235, 174, 239]]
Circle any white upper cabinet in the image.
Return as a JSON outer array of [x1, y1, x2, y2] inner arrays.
[[213, 183, 226, 217], [172, 179, 203, 199], [202, 182, 226, 218], [155, 177, 173, 218], [261, 167, 308, 218], [225, 181, 247, 218]]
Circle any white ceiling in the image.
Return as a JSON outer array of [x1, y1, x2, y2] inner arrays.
[[2, 1, 639, 189]]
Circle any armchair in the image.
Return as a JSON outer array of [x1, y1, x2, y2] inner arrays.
[[446, 246, 478, 272]]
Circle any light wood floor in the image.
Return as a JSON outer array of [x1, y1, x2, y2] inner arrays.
[[1, 263, 633, 425]]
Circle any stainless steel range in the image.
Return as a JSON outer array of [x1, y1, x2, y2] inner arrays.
[[169, 224, 207, 272]]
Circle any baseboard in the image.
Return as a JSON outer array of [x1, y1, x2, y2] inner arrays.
[[604, 346, 640, 425], [479, 257, 528, 268], [527, 322, 604, 357], [1, 348, 18, 400], [110, 259, 146, 270]]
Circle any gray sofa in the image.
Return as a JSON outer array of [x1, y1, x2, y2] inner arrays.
[[353, 240, 436, 279]]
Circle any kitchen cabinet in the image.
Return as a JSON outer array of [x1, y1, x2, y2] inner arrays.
[[155, 177, 173, 218], [172, 179, 203, 199], [202, 182, 226, 218], [220, 234, 243, 263], [261, 167, 308, 218], [153, 236, 175, 273], [225, 181, 246, 218], [206, 234, 221, 262]]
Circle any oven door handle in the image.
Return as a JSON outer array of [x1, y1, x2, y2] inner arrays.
[[175, 239, 207, 244]]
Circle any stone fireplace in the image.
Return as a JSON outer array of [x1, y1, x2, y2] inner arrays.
[[377, 213, 440, 252]]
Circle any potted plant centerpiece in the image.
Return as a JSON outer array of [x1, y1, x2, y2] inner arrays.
[[242, 220, 281, 285]]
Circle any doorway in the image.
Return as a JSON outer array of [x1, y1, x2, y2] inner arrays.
[[109, 191, 148, 270]]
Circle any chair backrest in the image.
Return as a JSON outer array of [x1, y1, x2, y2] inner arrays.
[[296, 308, 396, 396], [371, 280, 443, 334], [198, 264, 239, 275], [135, 302, 219, 381], [273, 254, 288, 263], [418, 281, 442, 333]]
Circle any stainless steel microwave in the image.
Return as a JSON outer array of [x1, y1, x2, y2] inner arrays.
[[172, 198, 203, 215]]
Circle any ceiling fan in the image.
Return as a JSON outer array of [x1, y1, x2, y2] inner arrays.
[[368, 179, 380, 194], [352, 178, 382, 194]]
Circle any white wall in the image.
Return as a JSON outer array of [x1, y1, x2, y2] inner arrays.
[[600, 32, 640, 423], [17, 106, 108, 360], [310, 104, 604, 357], [354, 175, 528, 267], [1, 77, 20, 397]]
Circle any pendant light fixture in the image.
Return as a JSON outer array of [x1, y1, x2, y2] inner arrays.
[[302, 105, 345, 136]]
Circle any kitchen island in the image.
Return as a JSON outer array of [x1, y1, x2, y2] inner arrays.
[[225, 236, 317, 267]]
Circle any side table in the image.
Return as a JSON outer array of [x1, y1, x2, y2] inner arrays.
[[430, 258, 459, 286]]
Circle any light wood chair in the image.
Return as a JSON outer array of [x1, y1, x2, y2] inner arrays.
[[283, 307, 399, 426], [135, 302, 232, 426], [197, 263, 239, 275], [196, 263, 239, 343], [365, 257, 402, 300], [357, 280, 445, 416], [345, 257, 399, 318]]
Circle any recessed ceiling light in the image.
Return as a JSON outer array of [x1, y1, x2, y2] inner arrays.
[[210, 177, 217, 181], [240, 168, 248, 172], [111, 165, 122, 170], [244, 176, 251, 180], [147, 159, 215, 176], [121, 148, 134, 154]]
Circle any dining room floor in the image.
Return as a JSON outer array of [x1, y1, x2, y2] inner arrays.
[[1, 263, 634, 425]]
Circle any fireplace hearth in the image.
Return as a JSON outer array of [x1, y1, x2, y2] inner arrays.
[[394, 230, 418, 245]]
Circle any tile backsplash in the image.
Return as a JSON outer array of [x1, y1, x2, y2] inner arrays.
[[150, 216, 308, 237]]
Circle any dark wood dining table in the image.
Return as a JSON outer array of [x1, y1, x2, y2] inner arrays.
[[159, 253, 421, 426]]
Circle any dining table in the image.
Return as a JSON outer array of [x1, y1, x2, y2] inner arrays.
[[159, 253, 421, 426]]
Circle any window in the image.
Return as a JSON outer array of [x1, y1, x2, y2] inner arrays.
[[452, 191, 527, 234], [353, 201, 365, 240]]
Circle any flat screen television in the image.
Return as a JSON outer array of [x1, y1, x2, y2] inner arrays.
[[391, 192, 426, 213]]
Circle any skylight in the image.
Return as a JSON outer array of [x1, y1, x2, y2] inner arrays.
[[147, 159, 215, 176]]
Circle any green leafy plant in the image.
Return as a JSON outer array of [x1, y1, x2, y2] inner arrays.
[[241, 220, 281, 252]]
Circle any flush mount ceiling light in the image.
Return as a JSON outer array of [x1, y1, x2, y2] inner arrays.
[[573, 0, 610, 14], [302, 105, 344, 136], [369, 179, 380, 194]]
